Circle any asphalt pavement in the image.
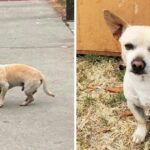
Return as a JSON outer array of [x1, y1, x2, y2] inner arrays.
[[0, 0, 74, 150]]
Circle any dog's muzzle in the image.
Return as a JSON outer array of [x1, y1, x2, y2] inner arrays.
[[131, 58, 146, 75]]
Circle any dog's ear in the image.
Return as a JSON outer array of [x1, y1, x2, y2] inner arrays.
[[104, 10, 128, 40]]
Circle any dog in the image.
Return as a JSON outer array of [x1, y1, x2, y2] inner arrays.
[[104, 10, 150, 143], [0, 64, 54, 107]]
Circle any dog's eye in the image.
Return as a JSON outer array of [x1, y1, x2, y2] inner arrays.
[[124, 43, 135, 50]]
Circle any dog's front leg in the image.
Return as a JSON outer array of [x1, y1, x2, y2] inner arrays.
[[0, 82, 9, 107], [127, 101, 147, 143]]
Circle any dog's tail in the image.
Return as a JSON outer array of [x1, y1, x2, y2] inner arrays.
[[41, 75, 55, 97]]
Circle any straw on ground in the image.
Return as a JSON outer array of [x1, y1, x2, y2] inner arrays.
[[77, 55, 150, 150]]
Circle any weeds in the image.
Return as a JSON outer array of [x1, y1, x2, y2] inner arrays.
[[77, 56, 145, 150], [84, 96, 95, 107], [107, 92, 126, 107]]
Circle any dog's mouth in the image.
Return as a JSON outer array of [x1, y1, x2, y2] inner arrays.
[[130, 70, 146, 75]]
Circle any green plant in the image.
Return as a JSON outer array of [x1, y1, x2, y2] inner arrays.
[[84, 54, 102, 64], [107, 92, 126, 107], [116, 70, 125, 82], [84, 96, 95, 107]]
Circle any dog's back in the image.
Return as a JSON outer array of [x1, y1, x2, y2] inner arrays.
[[5, 64, 42, 85]]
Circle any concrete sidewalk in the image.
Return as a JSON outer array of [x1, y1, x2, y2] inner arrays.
[[0, 0, 74, 150]]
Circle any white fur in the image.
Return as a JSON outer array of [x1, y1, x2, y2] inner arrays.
[[120, 26, 150, 108], [103, 10, 150, 143], [120, 26, 150, 72], [120, 26, 150, 143], [132, 124, 147, 143]]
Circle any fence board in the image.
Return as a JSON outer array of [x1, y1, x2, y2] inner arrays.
[[77, 0, 150, 56]]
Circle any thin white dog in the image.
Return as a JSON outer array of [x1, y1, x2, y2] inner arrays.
[[0, 64, 54, 107], [104, 10, 150, 143]]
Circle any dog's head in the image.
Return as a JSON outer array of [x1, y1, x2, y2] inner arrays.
[[104, 10, 150, 75]]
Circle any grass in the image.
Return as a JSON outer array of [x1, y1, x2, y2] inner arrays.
[[107, 92, 126, 107], [84, 96, 96, 107], [81, 54, 120, 64], [84, 54, 103, 64], [77, 55, 149, 150]]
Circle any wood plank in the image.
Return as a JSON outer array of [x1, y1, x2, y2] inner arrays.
[[77, 50, 120, 56], [77, 0, 150, 55]]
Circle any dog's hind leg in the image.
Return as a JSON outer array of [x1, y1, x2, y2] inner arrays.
[[0, 82, 9, 107], [20, 95, 34, 106], [25, 90, 37, 102], [20, 81, 41, 106]]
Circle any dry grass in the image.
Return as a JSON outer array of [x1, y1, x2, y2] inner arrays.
[[49, 0, 66, 5], [48, 0, 66, 17], [77, 55, 150, 150]]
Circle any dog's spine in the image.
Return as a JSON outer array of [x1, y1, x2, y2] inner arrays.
[[41, 75, 55, 97]]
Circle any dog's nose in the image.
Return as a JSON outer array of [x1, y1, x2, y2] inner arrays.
[[131, 58, 146, 74]]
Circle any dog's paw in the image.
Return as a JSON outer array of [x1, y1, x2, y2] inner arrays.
[[132, 125, 147, 144], [20, 102, 27, 106], [0, 104, 4, 108], [0, 101, 4, 108], [20, 99, 34, 106], [145, 109, 150, 117]]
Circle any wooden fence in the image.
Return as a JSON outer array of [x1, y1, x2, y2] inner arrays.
[[77, 0, 150, 56]]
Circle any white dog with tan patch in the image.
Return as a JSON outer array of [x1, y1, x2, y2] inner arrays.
[[0, 64, 54, 107], [104, 10, 150, 143]]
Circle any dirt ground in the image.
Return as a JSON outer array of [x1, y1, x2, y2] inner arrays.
[[77, 55, 150, 150], [48, 0, 66, 17]]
